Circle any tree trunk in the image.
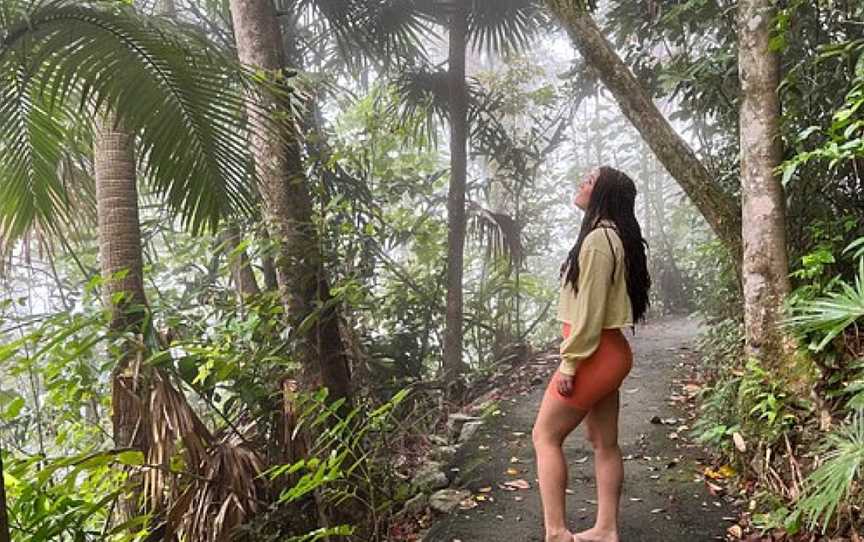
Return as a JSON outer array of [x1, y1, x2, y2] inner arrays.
[[544, 2, 742, 265], [94, 113, 151, 522], [738, 0, 791, 365], [443, 0, 469, 391], [228, 0, 351, 404]]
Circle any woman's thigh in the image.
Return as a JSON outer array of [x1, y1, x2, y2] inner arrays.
[[583, 390, 620, 449], [533, 386, 588, 445]]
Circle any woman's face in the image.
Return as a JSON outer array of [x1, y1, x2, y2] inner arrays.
[[573, 168, 599, 210]]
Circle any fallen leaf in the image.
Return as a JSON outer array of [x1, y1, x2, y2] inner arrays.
[[458, 498, 478, 510], [727, 524, 742, 538], [506, 467, 519, 476], [478, 486, 492, 493], [718, 464, 736, 478], [706, 481, 724, 496], [503, 479, 531, 490]]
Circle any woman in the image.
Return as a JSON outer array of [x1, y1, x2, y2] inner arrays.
[[532, 166, 651, 542]]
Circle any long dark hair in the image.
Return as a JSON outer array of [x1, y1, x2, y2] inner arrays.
[[561, 166, 651, 324]]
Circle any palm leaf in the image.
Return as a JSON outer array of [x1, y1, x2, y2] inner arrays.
[[467, 201, 521, 264], [796, 409, 864, 533], [290, 0, 434, 71], [0, 0, 266, 239], [784, 258, 864, 351], [466, 0, 546, 55]]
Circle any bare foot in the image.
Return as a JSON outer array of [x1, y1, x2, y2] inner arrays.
[[572, 526, 620, 542], [545, 529, 574, 542]]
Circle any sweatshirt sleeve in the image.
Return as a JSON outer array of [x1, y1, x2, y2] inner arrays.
[[558, 244, 614, 376]]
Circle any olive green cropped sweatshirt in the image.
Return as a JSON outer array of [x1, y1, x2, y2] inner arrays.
[[557, 220, 633, 375]]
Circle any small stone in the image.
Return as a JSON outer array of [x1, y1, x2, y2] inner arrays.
[[413, 461, 449, 492], [458, 421, 484, 443], [429, 445, 460, 464], [429, 488, 472, 514]]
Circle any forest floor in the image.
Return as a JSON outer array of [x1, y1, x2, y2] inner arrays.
[[422, 315, 741, 542]]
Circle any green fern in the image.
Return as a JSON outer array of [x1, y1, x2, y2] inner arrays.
[[795, 409, 864, 533]]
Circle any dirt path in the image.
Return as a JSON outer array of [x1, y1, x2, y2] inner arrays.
[[423, 316, 736, 542]]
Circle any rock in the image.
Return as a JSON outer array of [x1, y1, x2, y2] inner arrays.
[[412, 461, 449, 492], [429, 444, 460, 464], [447, 413, 482, 441], [458, 420, 483, 443], [429, 488, 472, 514], [396, 492, 428, 519]]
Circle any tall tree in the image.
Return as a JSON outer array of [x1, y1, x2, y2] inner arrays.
[[228, 0, 352, 404], [430, 0, 543, 389], [94, 113, 152, 522], [544, 1, 743, 265], [737, 0, 790, 365], [443, 0, 470, 386]]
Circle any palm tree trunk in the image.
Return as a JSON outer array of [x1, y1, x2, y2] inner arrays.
[[443, 0, 469, 391], [738, 0, 791, 366], [94, 113, 151, 522], [227, 0, 351, 403], [544, 1, 742, 267]]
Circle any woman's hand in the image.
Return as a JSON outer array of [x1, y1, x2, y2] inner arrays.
[[556, 371, 574, 396]]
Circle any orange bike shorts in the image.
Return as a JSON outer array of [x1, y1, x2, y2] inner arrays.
[[544, 323, 633, 411]]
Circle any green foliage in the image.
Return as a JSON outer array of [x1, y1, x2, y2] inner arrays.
[[0, 0, 262, 240], [737, 359, 801, 445], [795, 409, 864, 534], [3, 451, 145, 542], [247, 386, 418, 540], [784, 248, 864, 353]]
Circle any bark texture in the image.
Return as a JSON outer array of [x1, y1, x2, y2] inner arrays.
[[94, 113, 151, 521], [545, 1, 742, 264], [738, 0, 790, 365], [228, 0, 351, 403], [443, 0, 469, 389]]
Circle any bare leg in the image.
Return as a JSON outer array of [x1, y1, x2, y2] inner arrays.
[[574, 390, 622, 542], [532, 383, 587, 542]]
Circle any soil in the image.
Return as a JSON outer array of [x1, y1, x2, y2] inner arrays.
[[421, 315, 738, 542]]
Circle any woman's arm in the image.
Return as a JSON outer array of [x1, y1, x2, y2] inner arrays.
[[558, 244, 614, 376]]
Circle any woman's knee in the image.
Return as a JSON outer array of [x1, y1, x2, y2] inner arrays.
[[584, 423, 618, 451], [532, 421, 562, 448]]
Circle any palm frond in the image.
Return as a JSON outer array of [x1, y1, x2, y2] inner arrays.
[[0, 1, 264, 238], [467, 201, 521, 264], [388, 66, 450, 146], [292, 0, 434, 71], [783, 258, 864, 351], [795, 409, 864, 533], [465, 0, 546, 55]]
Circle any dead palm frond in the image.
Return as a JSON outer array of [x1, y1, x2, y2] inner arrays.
[[467, 201, 521, 265], [145, 371, 266, 542]]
